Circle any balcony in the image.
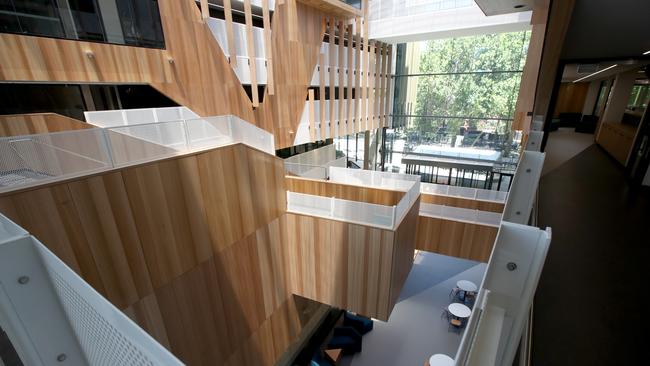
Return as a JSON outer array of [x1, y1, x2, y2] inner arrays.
[[284, 168, 420, 320]]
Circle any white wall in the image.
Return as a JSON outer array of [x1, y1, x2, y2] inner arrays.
[[581, 81, 601, 116], [601, 71, 637, 123]]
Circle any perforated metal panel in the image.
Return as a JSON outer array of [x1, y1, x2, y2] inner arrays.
[[48, 270, 155, 366]]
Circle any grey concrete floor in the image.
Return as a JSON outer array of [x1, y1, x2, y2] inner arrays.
[[342, 252, 486, 366], [534, 136, 650, 364]]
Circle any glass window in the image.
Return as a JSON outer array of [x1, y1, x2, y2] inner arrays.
[[0, 0, 164, 49]]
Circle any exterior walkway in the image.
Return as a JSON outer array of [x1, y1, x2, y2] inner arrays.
[[534, 142, 650, 364]]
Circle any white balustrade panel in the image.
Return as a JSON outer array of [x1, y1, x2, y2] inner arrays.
[[0, 214, 183, 366]]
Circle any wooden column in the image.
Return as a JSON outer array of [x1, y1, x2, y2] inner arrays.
[[329, 18, 337, 137], [309, 89, 316, 141], [319, 53, 326, 140], [354, 17, 362, 133], [262, 0, 274, 95], [338, 20, 345, 137], [200, 0, 209, 21], [223, 0, 237, 67], [347, 23, 355, 135], [385, 45, 393, 128], [373, 43, 382, 130], [368, 42, 376, 130], [243, 0, 258, 107], [379, 43, 388, 128], [362, 40, 370, 131]]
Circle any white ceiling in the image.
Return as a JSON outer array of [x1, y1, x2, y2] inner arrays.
[[473, 0, 534, 16], [561, 61, 649, 83]]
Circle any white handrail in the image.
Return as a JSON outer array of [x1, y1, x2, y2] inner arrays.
[[0, 115, 275, 194], [0, 213, 183, 366]]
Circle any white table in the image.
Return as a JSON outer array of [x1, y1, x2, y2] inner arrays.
[[448, 303, 472, 318], [457, 280, 478, 293], [428, 354, 454, 366]]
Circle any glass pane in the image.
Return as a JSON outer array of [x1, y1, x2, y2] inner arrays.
[[0, 0, 164, 49]]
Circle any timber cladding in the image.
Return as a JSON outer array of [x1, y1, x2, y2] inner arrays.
[[420, 193, 505, 213], [282, 198, 419, 321], [285, 175, 405, 205], [0, 143, 296, 365], [0, 0, 392, 149], [0, 113, 93, 137], [415, 215, 498, 263]]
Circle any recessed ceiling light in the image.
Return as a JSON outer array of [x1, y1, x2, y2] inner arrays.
[[644, 50, 650, 55], [514, 4, 525, 9]]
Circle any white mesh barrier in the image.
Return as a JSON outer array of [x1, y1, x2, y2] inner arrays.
[[332, 198, 395, 228], [1, 112, 275, 193], [0, 129, 111, 191], [419, 203, 501, 227], [0, 214, 183, 366], [284, 163, 329, 179], [287, 192, 332, 217], [420, 182, 508, 203], [287, 192, 396, 229]]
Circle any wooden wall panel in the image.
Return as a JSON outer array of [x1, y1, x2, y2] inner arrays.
[[552, 82, 590, 117], [0, 0, 390, 150], [285, 176, 404, 205], [512, 0, 550, 131], [0, 143, 303, 365], [283, 213, 397, 320], [421, 193, 505, 213], [415, 216, 498, 263], [389, 198, 419, 309], [282, 200, 419, 321], [0, 113, 92, 137]]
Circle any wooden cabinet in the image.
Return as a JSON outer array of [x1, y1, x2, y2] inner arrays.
[[597, 123, 637, 165]]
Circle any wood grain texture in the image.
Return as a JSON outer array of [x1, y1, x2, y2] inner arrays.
[[285, 176, 404, 205], [0, 143, 298, 365], [512, 0, 549, 131], [415, 215, 498, 263], [420, 193, 505, 213], [0, 0, 390, 149], [282, 203, 417, 320], [224, 0, 237, 67], [0, 113, 91, 137], [262, 0, 274, 95], [244, 0, 259, 107], [338, 19, 345, 136], [297, 0, 363, 18], [552, 82, 590, 117], [319, 52, 326, 140], [532, 0, 576, 120]]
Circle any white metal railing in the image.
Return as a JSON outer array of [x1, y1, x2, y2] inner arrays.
[[287, 191, 396, 229], [329, 166, 421, 224], [284, 162, 329, 179], [85, 106, 200, 127], [286, 167, 420, 229], [502, 151, 545, 224], [420, 182, 508, 203], [0, 115, 275, 193], [0, 213, 183, 366], [455, 222, 551, 366], [419, 202, 502, 227]]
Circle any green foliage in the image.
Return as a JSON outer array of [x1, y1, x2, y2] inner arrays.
[[412, 31, 530, 137]]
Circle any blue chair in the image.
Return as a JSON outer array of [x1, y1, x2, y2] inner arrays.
[[328, 326, 362, 355], [343, 312, 373, 335]]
